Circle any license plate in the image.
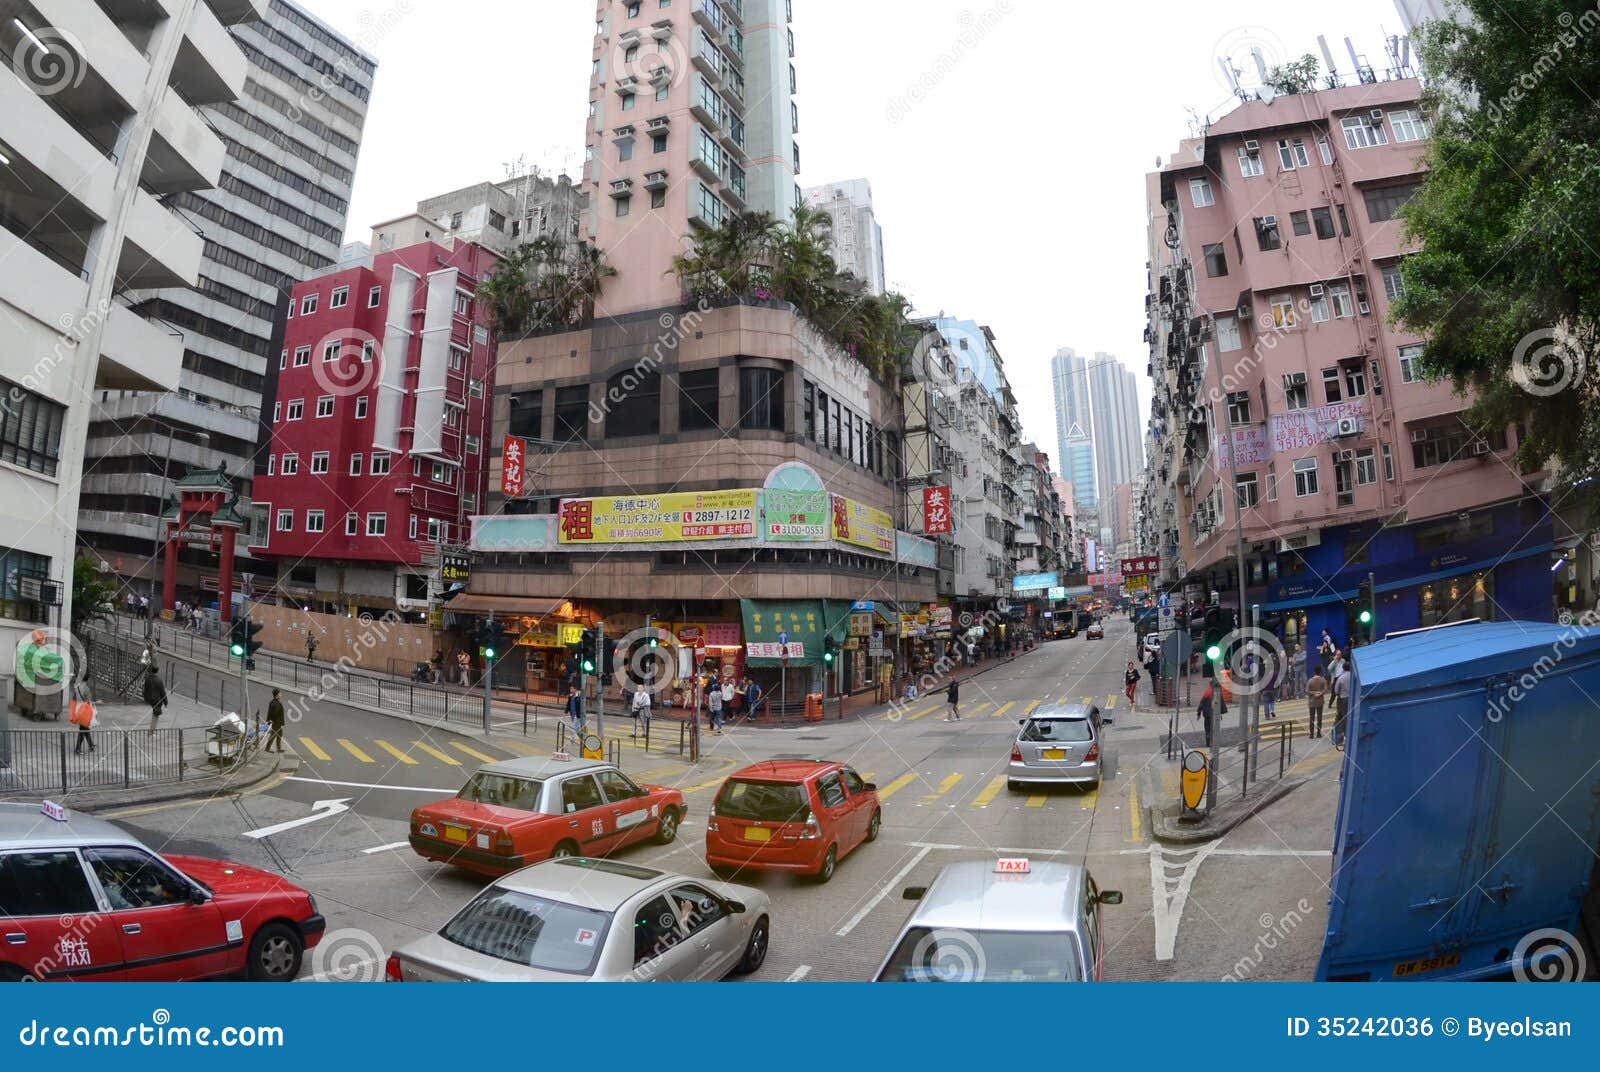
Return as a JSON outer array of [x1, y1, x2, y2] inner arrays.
[[744, 827, 772, 843], [1042, 748, 1067, 760], [1393, 953, 1460, 978], [444, 826, 469, 843]]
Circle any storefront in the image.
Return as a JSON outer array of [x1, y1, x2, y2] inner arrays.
[[740, 599, 854, 710]]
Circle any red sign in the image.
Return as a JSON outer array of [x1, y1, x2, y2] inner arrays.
[[1121, 555, 1160, 576], [994, 858, 1031, 874], [923, 486, 953, 535], [501, 436, 527, 497]]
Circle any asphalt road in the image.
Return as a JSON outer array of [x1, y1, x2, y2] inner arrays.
[[103, 616, 1345, 982]]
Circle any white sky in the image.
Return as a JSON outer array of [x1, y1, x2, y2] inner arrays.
[[302, 0, 1405, 473]]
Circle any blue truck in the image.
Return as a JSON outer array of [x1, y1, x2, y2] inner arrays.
[[1317, 621, 1600, 981]]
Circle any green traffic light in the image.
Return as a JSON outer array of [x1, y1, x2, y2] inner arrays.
[[230, 643, 245, 657], [1206, 645, 1222, 661], [582, 659, 596, 674], [484, 647, 497, 660]]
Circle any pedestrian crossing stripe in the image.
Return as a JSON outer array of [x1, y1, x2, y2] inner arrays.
[[408, 740, 461, 766], [966, 702, 991, 715], [1024, 700, 1042, 715], [1026, 793, 1047, 808], [452, 742, 498, 764], [337, 739, 375, 764], [971, 776, 1008, 808], [297, 737, 332, 762], [990, 701, 1016, 720], [919, 773, 963, 804], [878, 772, 920, 800], [372, 739, 418, 766]]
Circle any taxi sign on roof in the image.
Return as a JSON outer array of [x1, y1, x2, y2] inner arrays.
[[550, 751, 573, 762], [994, 857, 1030, 874], [40, 800, 68, 822]]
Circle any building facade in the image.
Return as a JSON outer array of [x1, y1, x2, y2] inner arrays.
[[803, 179, 887, 295], [248, 238, 499, 617], [412, 171, 587, 256], [1142, 77, 1550, 646], [1, 0, 255, 672], [80, 0, 373, 613], [1050, 348, 1098, 510], [1088, 354, 1143, 512]]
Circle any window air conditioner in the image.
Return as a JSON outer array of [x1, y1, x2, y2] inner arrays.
[[1284, 371, 1307, 386], [1309, 283, 1325, 297], [1370, 109, 1386, 122], [1410, 429, 1428, 443], [1338, 449, 1356, 462], [1336, 416, 1362, 437], [1244, 138, 1260, 152], [1472, 442, 1491, 456]]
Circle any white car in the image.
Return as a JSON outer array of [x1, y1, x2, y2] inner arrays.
[[1140, 634, 1162, 661]]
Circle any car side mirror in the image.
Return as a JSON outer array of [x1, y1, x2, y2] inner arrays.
[[1018, 719, 1026, 726], [863, 783, 877, 793], [1098, 890, 1123, 905], [188, 886, 210, 906], [724, 899, 746, 915], [902, 886, 927, 901]]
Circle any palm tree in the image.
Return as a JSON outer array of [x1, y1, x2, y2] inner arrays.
[[478, 238, 618, 336]]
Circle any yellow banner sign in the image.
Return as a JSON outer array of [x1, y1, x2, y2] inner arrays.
[[558, 490, 759, 545], [830, 494, 894, 554]]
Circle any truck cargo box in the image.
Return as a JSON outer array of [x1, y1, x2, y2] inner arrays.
[[1317, 622, 1600, 981]]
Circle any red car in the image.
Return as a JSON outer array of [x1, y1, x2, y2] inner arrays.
[[410, 756, 686, 877], [705, 761, 881, 883], [0, 803, 324, 982], [1085, 624, 1104, 640]]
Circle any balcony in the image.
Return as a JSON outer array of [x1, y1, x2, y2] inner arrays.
[[121, 189, 203, 288], [650, 19, 674, 41], [99, 301, 183, 392], [692, 44, 723, 83], [689, 150, 721, 183], [693, 0, 724, 36], [202, 0, 269, 25], [170, 0, 248, 105], [25, 0, 146, 113], [143, 90, 227, 195]]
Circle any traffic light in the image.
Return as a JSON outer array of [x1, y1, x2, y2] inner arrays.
[[600, 637, 618, 684], [822, 636, 838, 665], [1201, 606, 1227, 678], [229, 618, 264, 670], [479, 619, 507, 661], [578, 628, 597, 675], [229, 618, 247, 658]]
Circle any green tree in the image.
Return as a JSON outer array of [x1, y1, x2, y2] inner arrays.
[[71, 557, 116, 637], [1394, 2, 1600, 494], [476, 237, 618, 338], [1266, 54, 1321, 95]]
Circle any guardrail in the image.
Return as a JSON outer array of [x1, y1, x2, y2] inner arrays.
[[5, 728, 189, 794]]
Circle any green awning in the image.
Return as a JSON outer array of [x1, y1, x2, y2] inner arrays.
[[740, 599, 853, 667]]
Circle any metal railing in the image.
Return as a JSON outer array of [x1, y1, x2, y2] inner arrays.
[[5, 729, 189, 794], [1212, 720, 1297, 801]]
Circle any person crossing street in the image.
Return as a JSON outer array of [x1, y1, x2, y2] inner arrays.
[[943, 677, 961, 721], [265, 688, 287, 753]]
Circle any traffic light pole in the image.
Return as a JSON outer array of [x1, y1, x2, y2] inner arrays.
[[482, 611, 494, 733], [595, 621, 605, 742]]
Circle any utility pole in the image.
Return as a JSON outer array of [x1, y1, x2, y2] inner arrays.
[[595, 620, 606, 742], [481, 611, 494, 733]]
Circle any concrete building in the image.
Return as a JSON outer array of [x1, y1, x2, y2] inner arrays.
[[0, 0, 257, 674], [412, 171, 587, 256], [79, 0, 374, 613], [803, 179, 886, 295], [248, 238, 500, 617], [1050, 348, 1098, 510], [1088, 354, 1143, 513], [1142, 76, 1550, 645]]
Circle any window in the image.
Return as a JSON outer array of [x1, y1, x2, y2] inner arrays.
[[370, 453, 391, 475], [266, 454, 275, 476], [454, 292, 470, 316], [1235, 472, 1260, 509], [469, 378, 484, 399], [355, 396, 369, 419], [412, 458, 422, 477], [615, 196, 631, 218], [408, 514, 418, 540], [345, 512, 359, 536], [605, 370, 661, 438], [1189, 177, 1214, 208], [1382, 444, 1396, 481], [1255, 216, 1281, 251], [350, 453, 362, 476], [618, 140, 633, 163], [311, 452, 329, 475], [650, 188, 666, 209], [1344, 361, 1367, 398], [1381, 263, 1406, 301], [1214, 315, 1241, 352], [1364, 182, 1421, 222], [652, 132, 668, 153], [1310, 286, 1329, 323], [321, 340, 340, 363], [815, 388, 829, 447], [293, 347, 310, 367], [301, 293, 318, 315], [555, 386, 590, 442], [1269, 293, 1296, 329], [1399, 344, 1424, 384], [1237, 145, 1264, 177], [431, 461, 449, 484], [1293, 457, 1320, 496], [0, 850, 98, 916], [1290, 210, 1311, 237], [306, 510, 325, 533], [368, 286, 382, 308], [678, 369, 720, 432], [279, 350, 287, 370], [1316, 133, 1334, 165], [85, 849, 192, 910], [281, 453, 299, 475], [1226, 391, 1252, 426], [620, 92, 636, 112], [1341, 114, 1388, 150], [829, 398, 842, 452], [467, 434, 480, 455], [1322, 368, 1342, 404], [509, 390, 543, 439], [286, 400, 304, 421], [1311, 206, 1335, 240], [1355, 448, 1378, 485], [1202, 243, 1227, 277], [330, 286, 348, 309], [1338, 204, 1351, 236], [277, 509, 294, 532], [0, 546, 51, 623], [1389, 108, 1431, 142], [1283, 373, 1309, 410], [739, 367, 785, 431], [1277, 137, 1310, 170], [316, 395, 334, 418], [366, 513, 387, 537], [273, 401, 281, 423], [626, 0, 641, 14]]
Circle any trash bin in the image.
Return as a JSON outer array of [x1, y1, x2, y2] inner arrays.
[[804, 693, 824, 723]]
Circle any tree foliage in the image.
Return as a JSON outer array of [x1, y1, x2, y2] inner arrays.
[[475, 236, 618, 339], [71, 557, 116, 637], [1266, 54, 1322, 95], [1394, 1, 1600, 492]]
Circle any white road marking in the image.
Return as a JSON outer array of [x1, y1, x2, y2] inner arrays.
[[362, 841, 411, 855], [244, 798, 351, 840], [286, 775, 456, 794], [1150, 842, 1218, 961], [835, 845, 933, 937], [785, 965, 812, 982]]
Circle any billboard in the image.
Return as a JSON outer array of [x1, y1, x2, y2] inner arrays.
[[1012, 572, 1059, 593], [922, 486, 954, 535], [830, 494, 895, 554], [765, 489, 829, 541], [558, 490, 758, 545], [501, 436, 526, 497]]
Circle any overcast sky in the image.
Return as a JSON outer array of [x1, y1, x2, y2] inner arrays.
[[303, 0, 1406, 473]]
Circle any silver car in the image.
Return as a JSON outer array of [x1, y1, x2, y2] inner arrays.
[[387, 857, 771, 982], [1008, 703, 1102, 789], [873, 859, 1122, 982]]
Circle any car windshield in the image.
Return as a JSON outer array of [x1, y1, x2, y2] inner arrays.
[[877, 927, 1085, 982], [442, 889, 611, 975], [1020, 718, 1092, 743], [715, 779, 809, 822], [457, 773, 545, 811]]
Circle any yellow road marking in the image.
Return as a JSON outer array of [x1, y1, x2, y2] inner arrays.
[[410, 740, 461, 766], [971, 776, 1008, 808], [337, 738, 375, 764], [373, 740, 418, 765], [966, 702, 991, 716], [879, 772, 920, 800], [1083, 696, 1095, 706], [452, 741, 498, 763], [1024, 700, 1042, 715], [1080, 786, 1099, 811], [920, 773, 964, 804], [906, 703, 945, 722], [297, 737, 331, 762], [491, 738, 541, 757], [1127, 780, 1143, 843], [1026, 793, 1048, 808], [1105, 694, 1119, 710], [991, 701, 1016, 720]]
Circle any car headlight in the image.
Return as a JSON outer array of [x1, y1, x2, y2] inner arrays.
[[307, 894, 318, 915]]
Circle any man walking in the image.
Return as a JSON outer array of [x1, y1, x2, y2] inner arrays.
[[1305, 664, 1328, 739], [265, 688, 287, 753], [1333, 661, 1353, 749], [69, 692, 96, 755], [142, 664, 167, 735], [742, 677, 762, 723], [706, 676, 724, 735], [630, 683, 651, 739], [944, 677, 961, 721], [565, 683, 584, 739], [305, 631, 319, 663]]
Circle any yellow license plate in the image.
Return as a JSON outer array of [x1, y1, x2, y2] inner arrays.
[[743, 827, 772, 843], [444, 826, 469, 843], [1042, 748, 1067, 760], [1393, 953, 1460, 978]]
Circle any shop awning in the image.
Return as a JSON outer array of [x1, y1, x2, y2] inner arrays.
[[740, 599, 854, 667], [443, 593, 571, 617]]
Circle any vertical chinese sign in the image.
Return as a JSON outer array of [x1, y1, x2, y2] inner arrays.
[[501, 436, 526, 497], [923, 485, 953, 535]]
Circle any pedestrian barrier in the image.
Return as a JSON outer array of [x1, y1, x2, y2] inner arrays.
[[3, 728, 188, 794]]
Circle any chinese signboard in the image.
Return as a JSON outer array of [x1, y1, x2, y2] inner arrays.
[[441, 552, 471, 585], [1121, 555, 1160, 576], [558, 490, 759, 545], [501, 436, 526, 497], [829, 495, 895, 554], [1047, 586, 1068, 601], [923, 485, 953, 535], [1012, 572, 1059, 593], [850, 612, 874, 637], [1125, 574, 1151, 591], [1216, 402, 1368, 471], [1087, 572, 1125, 588], [764, 489, 829, 541]]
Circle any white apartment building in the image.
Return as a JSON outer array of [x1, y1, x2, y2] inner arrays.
[[804, 179, 886, 296]]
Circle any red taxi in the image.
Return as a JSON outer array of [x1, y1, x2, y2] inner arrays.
[[0, 802, 324, 982], [410, 756, 686, 877], [705, 761, 881, 883]]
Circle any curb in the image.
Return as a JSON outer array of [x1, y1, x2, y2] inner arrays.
[[1138, 763, 1312, 844], [1, 749, 289, 814]]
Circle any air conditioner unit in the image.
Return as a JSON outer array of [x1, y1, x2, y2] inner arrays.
[[1336, 416, 1362, 437], [1284, 371, 1307, 387], [1410, 429, 1428, 443], [1370, 109, 1386, 122], [1309, 283, 1325, 297], [1472, 442, 1491, 456], [1338, 449, 1356, 462], [1244, 138, 1260, 152]]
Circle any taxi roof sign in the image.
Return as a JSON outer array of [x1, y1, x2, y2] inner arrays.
[[40, 800, 68, 822], [550, 751, 573, 762], [994, 857, 1030, 874]]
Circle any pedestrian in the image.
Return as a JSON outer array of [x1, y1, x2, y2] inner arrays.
[[706, 677, 725, 734], [1318, 629, 1337, 668], [1196, 682, 1216, 744], [565, 683, 584, 739], [1124, 661, 1140, 708], [630, 683, 651, 739], [457, 649, 471, 687], [264, 688, 287, 753], [142, 664, 167, 735], [1306, 664, 1328, 739], [69, 693, 96, 755], [139, 594, 150, 620], [191, 605, 202, 632], [305, 631, 318, 663], [944, 677, 961, 721], [742, 677, 762, 723], [1333, 661, 1353, 749], [1262, 661, 1279, 719], [721, 675, 737, 719], [1288, 643, 1305, 698], [1329, 648, 1346, 683]]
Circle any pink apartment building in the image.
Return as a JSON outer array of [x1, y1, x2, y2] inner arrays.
[[1144, 77, 1553, 648]]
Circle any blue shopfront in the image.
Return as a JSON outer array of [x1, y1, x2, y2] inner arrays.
[[1256, 499, 1554, 653]]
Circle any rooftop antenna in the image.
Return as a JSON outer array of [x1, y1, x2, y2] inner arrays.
[[1346, 36, 1376, 84], [1317, 34, 1341, 88], [1217, 56, 1247, 102], [1250, 46, 1270, 86]]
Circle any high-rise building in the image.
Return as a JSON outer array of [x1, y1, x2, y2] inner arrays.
[[585, 0, 799, 315], [412, 171, 587, 257], [803, 179, 886, 295], [80, 0, 374, 611], [1088, 353, 1143, 512], [1050, 348, 1097, 508], [1, 0, 252, 669]]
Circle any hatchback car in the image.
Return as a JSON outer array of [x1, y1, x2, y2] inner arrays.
[[705, 761, 880, 883], [1085, 623, 1104, 640], [1008, 704, 1102, 789], [0, 802, 324, 982], [410, 757, 686, 877], [873, 858, 1122, 982], [386, 857, 771, 981]]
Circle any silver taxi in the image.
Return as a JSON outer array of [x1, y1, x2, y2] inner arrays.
[[1008, 703, 1102, 789], [873, 858, 1122, 982]]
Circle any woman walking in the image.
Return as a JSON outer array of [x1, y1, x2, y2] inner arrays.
[[1124, 661, 1140, 709]]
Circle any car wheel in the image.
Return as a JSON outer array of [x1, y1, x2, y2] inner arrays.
[[865, 810, 882, 842], [654, 808, 679, 844], [710, 864, 739, 880], [1006, 779, 1020, 792], [247, 923, 303, 982], [814, 844, 837, 883], [550, 840, 579, 859], [0, 965, 28, 983], [735, 915, 770, 975]]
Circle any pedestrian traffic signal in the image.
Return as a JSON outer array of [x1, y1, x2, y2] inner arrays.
[[479, 619, 507, 661], [822, 636, 838, 665], [1357, 577, 1375, 633], [579, 628, 597, 675], [229, 618, 264, 669], [600, 637, 618, 684]]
